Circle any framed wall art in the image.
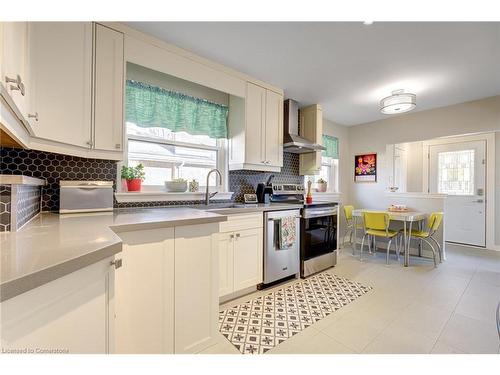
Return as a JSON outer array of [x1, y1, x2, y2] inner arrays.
[[354, 153, 377, 182]]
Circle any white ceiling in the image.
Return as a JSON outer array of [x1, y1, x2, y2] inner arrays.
[[126, 22, 500, 126]]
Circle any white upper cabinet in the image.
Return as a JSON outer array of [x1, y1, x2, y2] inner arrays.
[[1, 22, 29, 117], [27, 22, 93, 148], [244, 82, 266, 165], [93, 24, 124, 152], [265, 89, 284, 168], [229, 82, 284, 172]]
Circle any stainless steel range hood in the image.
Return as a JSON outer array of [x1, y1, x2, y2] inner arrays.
[[283, 99, 325, 154]]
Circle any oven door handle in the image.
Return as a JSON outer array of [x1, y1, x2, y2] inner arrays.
[[268, 216, 301, 221], [302, 209, 337, 219]]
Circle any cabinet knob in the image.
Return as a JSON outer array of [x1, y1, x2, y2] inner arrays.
[[235, 233, 240, 238], [229, 234, 235, 240], [86, 140, 94, 148], [5, 75, 25, 96], [115, 143, 121, 149], [27, 112, 39, 122], [110, 258, 122, 269]]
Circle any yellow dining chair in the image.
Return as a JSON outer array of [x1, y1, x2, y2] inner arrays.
[[343, 205, 364, 253], [360, 211, 400, 265], [407, 212, 444, 267]]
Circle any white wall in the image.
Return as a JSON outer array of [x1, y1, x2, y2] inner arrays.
[[322, 119, 351, 243], [496, 132, 500, 245], [405, 141, 424, 192], [345, 95, 500, 247]]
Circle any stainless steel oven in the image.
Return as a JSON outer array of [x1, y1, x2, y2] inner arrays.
[[300, 203, 338, 277]]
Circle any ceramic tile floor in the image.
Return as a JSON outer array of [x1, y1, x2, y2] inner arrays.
[[201, 243, 500, 354]]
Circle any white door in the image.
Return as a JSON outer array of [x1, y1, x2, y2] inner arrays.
[[264, 90, 283, 168], [218, 231, 234, 297], [115, 229, 175, 354], [245, 82, 266, 165], [429, 140, 486, 247], [93, 24, 124, 151], [27, 22, 93, 147], [1, 22, 29, 116], [233, 227, 263, 291]]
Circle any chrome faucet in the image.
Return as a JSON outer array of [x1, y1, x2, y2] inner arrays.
[[205, 169, 222, 205]]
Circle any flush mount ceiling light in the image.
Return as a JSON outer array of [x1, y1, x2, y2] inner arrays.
[[379, 89, 416, 115]]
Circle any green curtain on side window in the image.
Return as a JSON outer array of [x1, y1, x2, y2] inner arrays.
[[126, 80, 228, 139], [322, 135, 339, 159]]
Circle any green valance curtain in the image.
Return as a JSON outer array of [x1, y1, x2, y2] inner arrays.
[[126, 80, 229, 139], [322, 135, 339, 159]]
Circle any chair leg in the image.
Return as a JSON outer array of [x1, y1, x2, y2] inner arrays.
[[386, 239, 393, 265], [394, 237, 399, 261], [367, 235, 372, 254], [360, 234, 367, 261], [418, 239, 423, 257], [395, 236, 400, 261], [429, 236, 442, 263], [423, 238, 437, 267]]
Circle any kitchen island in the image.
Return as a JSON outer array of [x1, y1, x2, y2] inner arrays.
[[0, 207, 227, 354]]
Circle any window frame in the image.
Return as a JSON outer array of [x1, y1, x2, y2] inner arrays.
[[121, 132, 228, 193], [307, 156, 339, 193]]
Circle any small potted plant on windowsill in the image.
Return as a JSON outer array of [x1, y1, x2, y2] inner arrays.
[[316, 178, 328, 192], [121, 164, 145, 192]]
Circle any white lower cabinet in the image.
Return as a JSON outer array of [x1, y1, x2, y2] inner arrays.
[[0, 257, 115, 354], [218, 214, 263, 298], [114, 223, 219, 354], [114, 228, 175, 354]]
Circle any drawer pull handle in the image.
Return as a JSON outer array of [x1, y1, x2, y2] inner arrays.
[[110, 259, 122, 269]]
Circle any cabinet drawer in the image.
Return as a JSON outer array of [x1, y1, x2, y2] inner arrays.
[[218, 212, 263, 233]]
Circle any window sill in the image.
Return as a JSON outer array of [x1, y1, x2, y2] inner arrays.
[[311, 192, 342, 202], [115, 191, 234, 203]]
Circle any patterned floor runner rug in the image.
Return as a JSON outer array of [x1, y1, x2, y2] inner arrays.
[[218, 272, 373, 354]]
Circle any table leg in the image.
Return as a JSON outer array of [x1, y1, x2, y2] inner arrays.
[[352, 216, 357, 255], [405, 221, 413, 267]]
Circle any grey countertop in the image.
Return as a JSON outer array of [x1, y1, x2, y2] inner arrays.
[[0, 203, 308, 302], [0, 207, 228, 302]]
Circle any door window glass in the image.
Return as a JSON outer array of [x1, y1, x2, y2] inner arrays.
[[437, 149, 475, 195]]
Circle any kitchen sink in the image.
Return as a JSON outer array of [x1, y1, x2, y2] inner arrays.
[[194, 203, 247, 211]]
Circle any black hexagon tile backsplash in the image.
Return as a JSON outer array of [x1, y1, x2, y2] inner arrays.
[[1, 147, 303, 211], [1, 147, 117, 212]]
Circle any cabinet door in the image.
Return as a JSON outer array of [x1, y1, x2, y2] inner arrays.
[[27, 22, 92, 147], [175, 223, 219, 354], [115, 229, 175, 354], [1, 258, 114, 354], [299, 104, 323, 175], [265, 90, 283, 167], [1, 22, 28, 115], [245, 82, 266, 165], [93, 24, 124, 151], [218, 232, 234, 297], [233, 227, 263, 291]]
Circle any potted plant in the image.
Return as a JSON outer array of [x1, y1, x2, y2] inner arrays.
[[316, 178, 328, 192], [121, 164, 145, 192]]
